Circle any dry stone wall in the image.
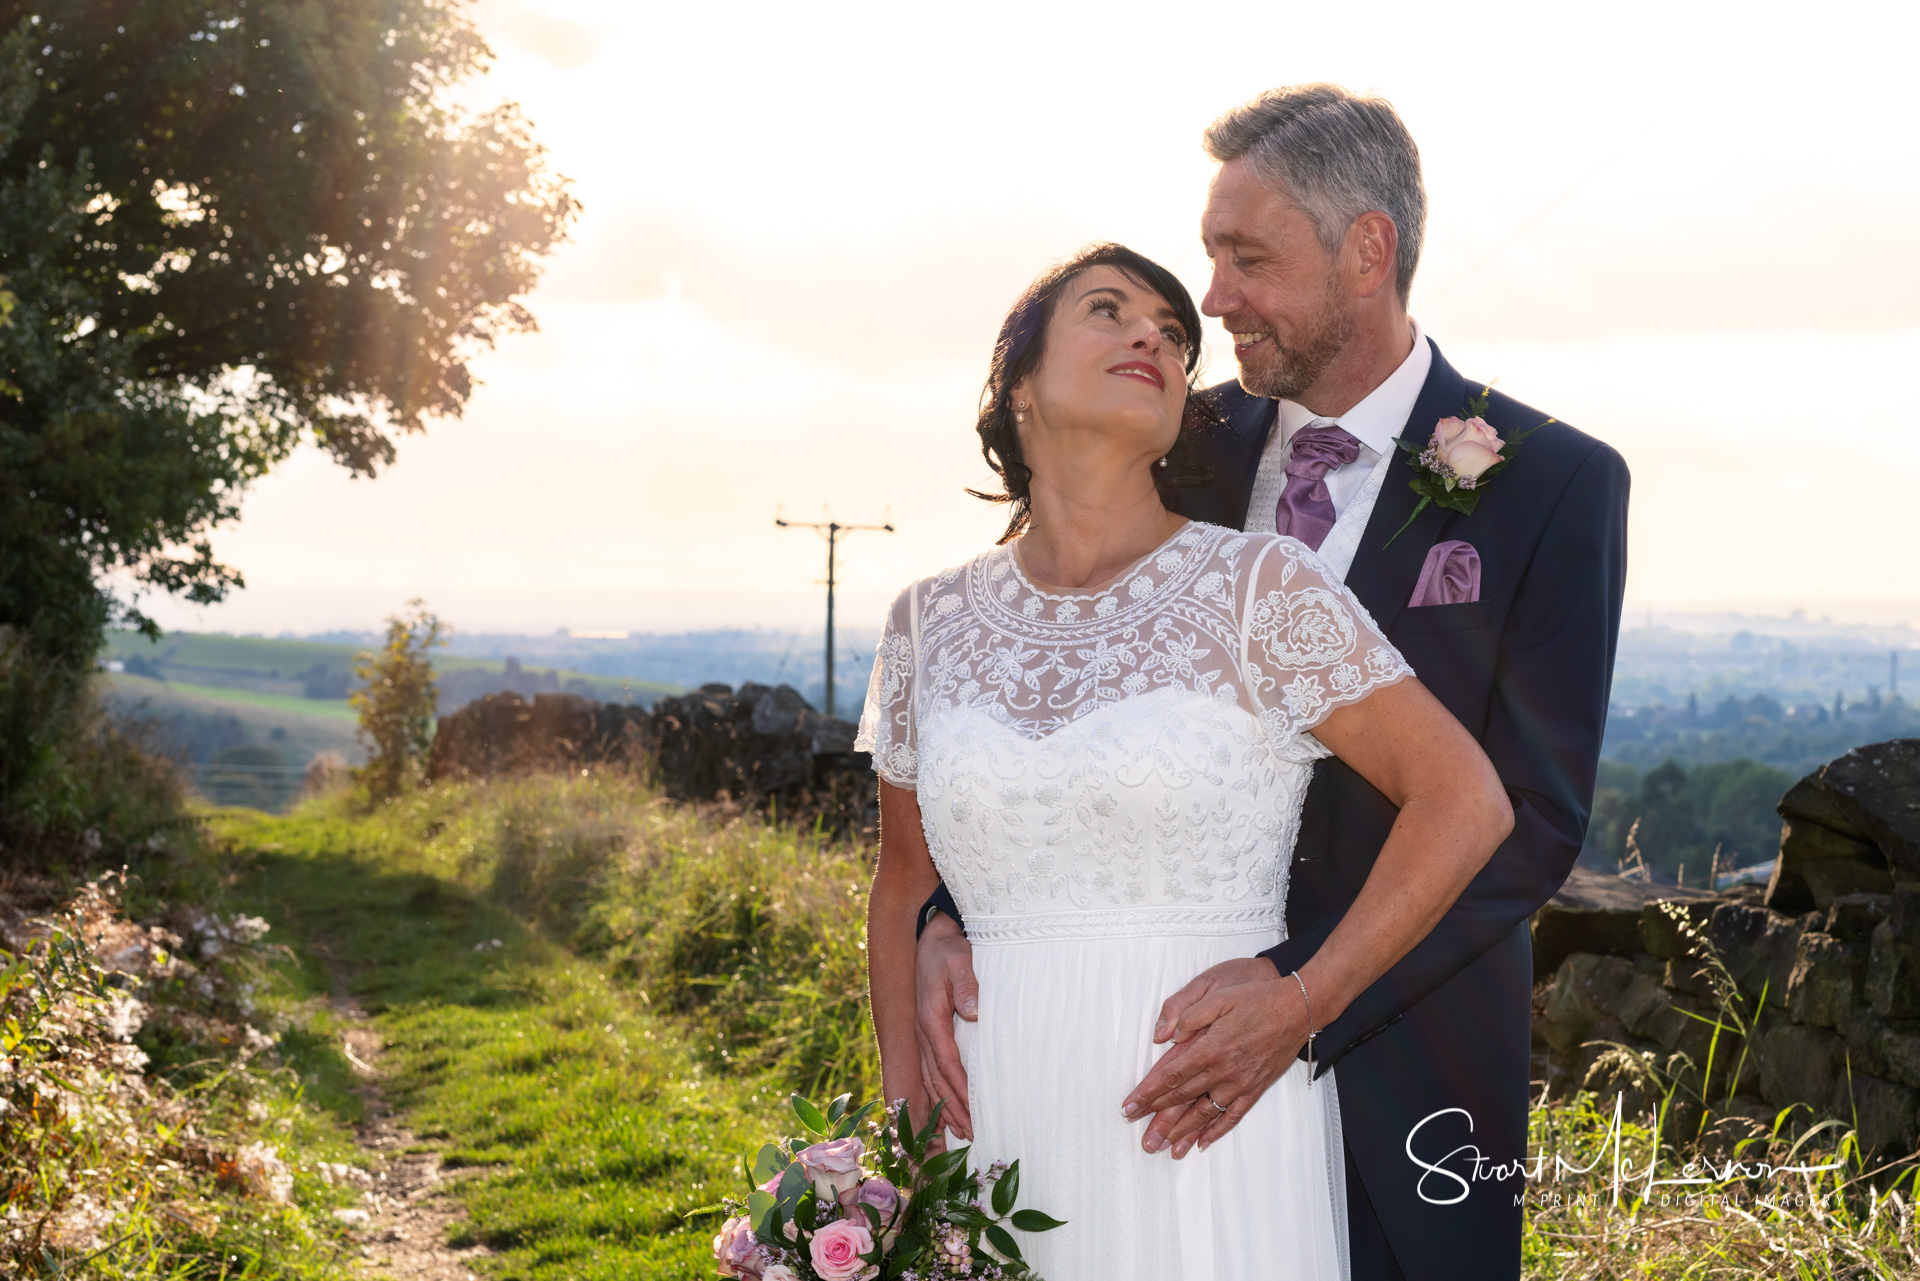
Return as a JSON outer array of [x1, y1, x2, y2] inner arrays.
[[1531, 738, 1920, 1157], [427, 683, 875, 834]]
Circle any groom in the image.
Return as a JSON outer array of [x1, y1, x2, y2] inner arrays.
[[912, 85, 1629, 1279]]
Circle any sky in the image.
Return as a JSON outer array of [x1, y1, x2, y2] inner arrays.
[[142, 0, 1920, 641]]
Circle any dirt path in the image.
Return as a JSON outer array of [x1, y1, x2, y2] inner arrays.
[[311, 943, 497, 1280]]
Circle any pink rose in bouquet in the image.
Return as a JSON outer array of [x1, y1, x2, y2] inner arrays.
[[1431, 416, 1504, 484], [760, 1267, 798, 1281], [808, 1218, 877, 1281], [713, 1215, 763, 1277], [850, 1175, 899, 1219], [798, 1136, 866, 1201]]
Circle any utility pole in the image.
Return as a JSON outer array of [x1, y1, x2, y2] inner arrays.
[[776, 514, 894, 717]]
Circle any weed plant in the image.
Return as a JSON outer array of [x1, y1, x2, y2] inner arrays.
[[0, 872, 366, 1277]]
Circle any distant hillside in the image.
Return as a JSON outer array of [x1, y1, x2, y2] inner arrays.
[[99, 632, 683, 810], [101, 630, 680, 710]]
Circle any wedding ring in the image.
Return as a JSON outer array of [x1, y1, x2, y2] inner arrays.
[[1206, 1094, 1230, 1114]]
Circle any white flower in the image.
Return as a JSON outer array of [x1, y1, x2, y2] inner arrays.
[[1127, 574, 1155, 599], [1055, 600, 1080, 622], [1095, 595, 1119, 616]]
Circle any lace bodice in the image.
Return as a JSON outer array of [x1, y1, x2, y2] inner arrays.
[[856, 522, 1410, 936]]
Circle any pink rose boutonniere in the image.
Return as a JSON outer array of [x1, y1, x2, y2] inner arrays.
[[1384, 386, 1553, 547]]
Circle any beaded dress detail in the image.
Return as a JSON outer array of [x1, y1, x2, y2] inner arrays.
[[858, 521, 1410, 1281]]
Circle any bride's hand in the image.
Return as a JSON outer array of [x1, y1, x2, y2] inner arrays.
[[1120, 958, 1309, 1159], [914, 912, 978, 1141]]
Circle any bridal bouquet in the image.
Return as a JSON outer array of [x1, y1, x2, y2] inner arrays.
[[711, 1092, 1064, 1280]]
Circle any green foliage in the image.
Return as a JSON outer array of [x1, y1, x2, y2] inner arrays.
[[1581, 756, 1794, 883], [0, 0, 574, 825], [732, 1092, 1062, 1278], [214, 801, 796, 1279], [0, 871, 366, 1278], [350, 600, 445, 800]]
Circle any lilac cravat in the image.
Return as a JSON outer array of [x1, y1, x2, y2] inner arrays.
[[1275, 422, 1362, 551]]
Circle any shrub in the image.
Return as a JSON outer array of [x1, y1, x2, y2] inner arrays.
[[351, 600, 446, 800]]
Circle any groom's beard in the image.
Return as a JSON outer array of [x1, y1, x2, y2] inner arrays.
[[1236, 284, 1355, 402]]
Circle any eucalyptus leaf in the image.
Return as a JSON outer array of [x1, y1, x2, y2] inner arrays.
[[1010, 1209, 1068, 1232], [991, 1159, 1020, 1216], [777, 1162, 809, 1206], [753, 1144, 786, 1184], [747, 1190, 776, 1237], [828, 1092, 853, 1123]]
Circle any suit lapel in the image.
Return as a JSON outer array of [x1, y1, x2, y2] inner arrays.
[[1344, 340, 1469, 633], [1180, 384, 1276, 529]]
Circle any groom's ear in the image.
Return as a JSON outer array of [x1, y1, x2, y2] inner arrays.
[[1346, 210, 1400, 301]]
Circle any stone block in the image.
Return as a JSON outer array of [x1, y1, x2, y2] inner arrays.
[[1709, 902, 1808, 1003], [1640, 897, 1718, 961], [1665, 955, 1718, 1000], [1539, 953, 1638, 1057], [1826, 893, 1894, 942], [1841, 1072, 1920, 1157], [1878, 1028, 1920, 1091], [1782, 739, 1920, 880], [1533, 903, 1645, 974], [1778, 773, 1869, 836], [1785, 932, 1866, 1029], [1754, 1022, 1846, 1115], [1868, 893, 1920, 1020], [1802, 859, 1895, 909]]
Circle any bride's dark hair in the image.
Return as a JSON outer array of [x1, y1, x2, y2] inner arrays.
[[970, 242, 1216, 544]]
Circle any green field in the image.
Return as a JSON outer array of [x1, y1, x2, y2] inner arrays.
[[103, 629, 680, 706], [107, 672, 363, 763]]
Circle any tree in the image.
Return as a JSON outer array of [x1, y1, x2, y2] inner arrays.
[[0, 2, 574, 818], [351, 599, 443, 800]]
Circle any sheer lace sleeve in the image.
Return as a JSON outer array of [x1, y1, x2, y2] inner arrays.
[[855, 584, 919, 787], [1239, 536, 1412, 756]]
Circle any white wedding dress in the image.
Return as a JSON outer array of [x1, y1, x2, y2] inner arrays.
[[857, 521, 1411, 1281]]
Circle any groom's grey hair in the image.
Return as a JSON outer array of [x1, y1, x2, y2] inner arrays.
[[1204, 84, 1427, 302]]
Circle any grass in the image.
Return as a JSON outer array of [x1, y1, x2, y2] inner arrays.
[[195, 771, 1917, 1279], [210, 772, 874, 1278]]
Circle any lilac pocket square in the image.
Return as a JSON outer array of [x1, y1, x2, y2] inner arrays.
[[1409, 540, 1481, 607]]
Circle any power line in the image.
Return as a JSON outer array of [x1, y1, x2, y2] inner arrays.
[[775, 513, 895, 718]]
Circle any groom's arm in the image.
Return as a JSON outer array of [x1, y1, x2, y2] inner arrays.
[[919, 882, 965, 937], [1262, 441, 1629, 1073]]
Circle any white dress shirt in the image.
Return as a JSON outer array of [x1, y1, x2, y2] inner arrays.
[[1243, 320, 1432, 540]]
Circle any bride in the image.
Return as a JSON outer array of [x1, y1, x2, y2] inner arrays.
[[857, 243, 1512, 1279]]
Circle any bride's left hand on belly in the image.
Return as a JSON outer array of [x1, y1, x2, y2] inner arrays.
[[1119, 958, 1310, 1159]]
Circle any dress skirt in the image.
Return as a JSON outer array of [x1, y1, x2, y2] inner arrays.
[[954, 919, 1349, 1281]]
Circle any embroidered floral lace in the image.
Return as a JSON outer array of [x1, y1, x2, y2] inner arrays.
[[856, 521, 1411, 932]]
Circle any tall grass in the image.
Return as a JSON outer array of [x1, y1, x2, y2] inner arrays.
[[290, 770, 878, 1099], [224, 770, 1920, 1276]]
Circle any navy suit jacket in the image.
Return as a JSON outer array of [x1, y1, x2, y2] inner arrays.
[[923, 340, 1629, 1280]]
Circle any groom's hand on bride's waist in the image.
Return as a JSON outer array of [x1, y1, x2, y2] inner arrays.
[[915, 912, 978, 1141], [1122, 958, 1308, 1160]]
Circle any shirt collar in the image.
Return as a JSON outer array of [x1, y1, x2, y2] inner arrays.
[[1276, 318, 1431, 456]]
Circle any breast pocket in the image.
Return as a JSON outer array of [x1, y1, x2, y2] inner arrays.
[[1391, 601, 1491, 637]]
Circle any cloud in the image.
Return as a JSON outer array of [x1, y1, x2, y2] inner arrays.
[[532, 203, 1134, 373]]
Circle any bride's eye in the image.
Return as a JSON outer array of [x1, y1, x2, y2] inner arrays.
[[1162, 325, 1189, 351], [1089, 298, 1122, 320]]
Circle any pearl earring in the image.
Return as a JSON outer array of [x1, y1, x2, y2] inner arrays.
[[1015, 402, 1026, 423], [1158, 457, 1169, 468]]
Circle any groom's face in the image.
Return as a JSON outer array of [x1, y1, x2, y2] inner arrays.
[[1200, 159, 1353, 401]]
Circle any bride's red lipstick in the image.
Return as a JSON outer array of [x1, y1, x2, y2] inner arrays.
[[1107, 361, 1165, 391]]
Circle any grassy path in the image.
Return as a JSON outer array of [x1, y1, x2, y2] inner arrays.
[[217, 806, 776, 1279]]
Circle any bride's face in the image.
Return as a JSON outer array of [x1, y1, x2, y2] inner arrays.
[[1014, 265, 1190, 463]]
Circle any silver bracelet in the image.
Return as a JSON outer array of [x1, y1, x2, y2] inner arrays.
[[1291, 970, 1319, 1088]]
